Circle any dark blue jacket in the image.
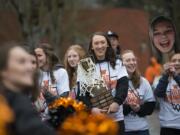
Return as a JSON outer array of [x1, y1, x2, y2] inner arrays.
[[154, 74, 180, 98]]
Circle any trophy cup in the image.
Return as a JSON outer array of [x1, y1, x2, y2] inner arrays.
[[77, 57, 114, 110]]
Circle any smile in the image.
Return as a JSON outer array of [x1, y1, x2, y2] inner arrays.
[[97, 49, 105, 53], [160, 41, 170, 48], [128, 66, 135, 70]]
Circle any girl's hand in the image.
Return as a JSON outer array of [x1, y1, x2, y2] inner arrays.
[[130, 104, 140, 112], [163, 62, 175, 75], [41, 86, 48, 95], [91, 107, 107, 114], [41, 86, 57, 96], [108, 102, 120, 114]]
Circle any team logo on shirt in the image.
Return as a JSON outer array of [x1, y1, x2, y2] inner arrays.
[[166, 84, 180, 112], [126, 89, 142, 116], [126, 89, 141, 105], [100, 69, 117, 90]]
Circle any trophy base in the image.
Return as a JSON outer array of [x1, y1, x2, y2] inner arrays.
[[90, 87, 114, 110]]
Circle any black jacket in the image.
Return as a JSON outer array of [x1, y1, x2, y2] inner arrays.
[[2, 88, 56, 135]]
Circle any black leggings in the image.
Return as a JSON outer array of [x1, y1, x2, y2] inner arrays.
[[160, 127, 180, 135], [117, 120, 125, 135]]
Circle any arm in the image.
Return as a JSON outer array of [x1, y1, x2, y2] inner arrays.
[[154, 74, 169, 98], [135, 78, 156, 117], [136, 101, 155, 117], [43, 90, 58, 105], [114, 76, 128, 105], [123, 104, 132, 116], [174, 74, 180, 87], [43, 88, 69, 105]]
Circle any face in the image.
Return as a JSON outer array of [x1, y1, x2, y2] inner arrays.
[[29, 55, 37, 71], [92, 35, 108, 60], [122, 52, 137, 75], [171, 54, 180, 74], [153, 21, 175, 53], [2, 47, 34, 88], [35, 48, 47, 68], [67, 49, 80, 68], [109, 37, 119, 51]]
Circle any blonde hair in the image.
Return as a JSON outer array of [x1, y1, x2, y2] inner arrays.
[[121, 50, 141, 89], [64, 45, 86, 89]]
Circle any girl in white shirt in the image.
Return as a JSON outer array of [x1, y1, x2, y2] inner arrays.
[[64, 45, 86, 99], [77, 32, 128, 135], [35, 43, 70, 120], [122, 50, 155, 135], [155, 53, 180, 135]]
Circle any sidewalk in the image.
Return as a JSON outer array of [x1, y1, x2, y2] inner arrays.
[[147, 110, 160, 135]]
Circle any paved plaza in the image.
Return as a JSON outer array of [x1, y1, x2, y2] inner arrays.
[[147, 110, 160, 135]]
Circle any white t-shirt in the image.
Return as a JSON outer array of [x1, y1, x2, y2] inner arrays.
[[95, 59, 128, 121], [35, 68, 69, 120], [124, 77, 155, 132], [39, 68, 70, 95], [158, 78, 180, 129]]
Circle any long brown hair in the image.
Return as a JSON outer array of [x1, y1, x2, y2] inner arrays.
[[149, 15, 180, 62], [122, 50, 141, 89], [36, 43, 59, 84], [64, 45, 86, 89], [88, 32, 116, 69]]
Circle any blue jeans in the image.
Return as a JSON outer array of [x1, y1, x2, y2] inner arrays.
[[124, 130, 149, 135]]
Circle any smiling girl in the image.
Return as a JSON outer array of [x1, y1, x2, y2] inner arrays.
[[155, 53, 180, 135], [76, 32, 129, 135], [122, 50, 155, 135], [149, 15, 180, 63], [64, 45, 86, 98], [35, 43, 70, 120], [35, 43, 70, 98]]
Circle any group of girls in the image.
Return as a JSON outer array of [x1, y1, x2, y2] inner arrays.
[[0, 15, 179, 135], [63, 15, 180, 135], [151, 16, 180, 135]]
